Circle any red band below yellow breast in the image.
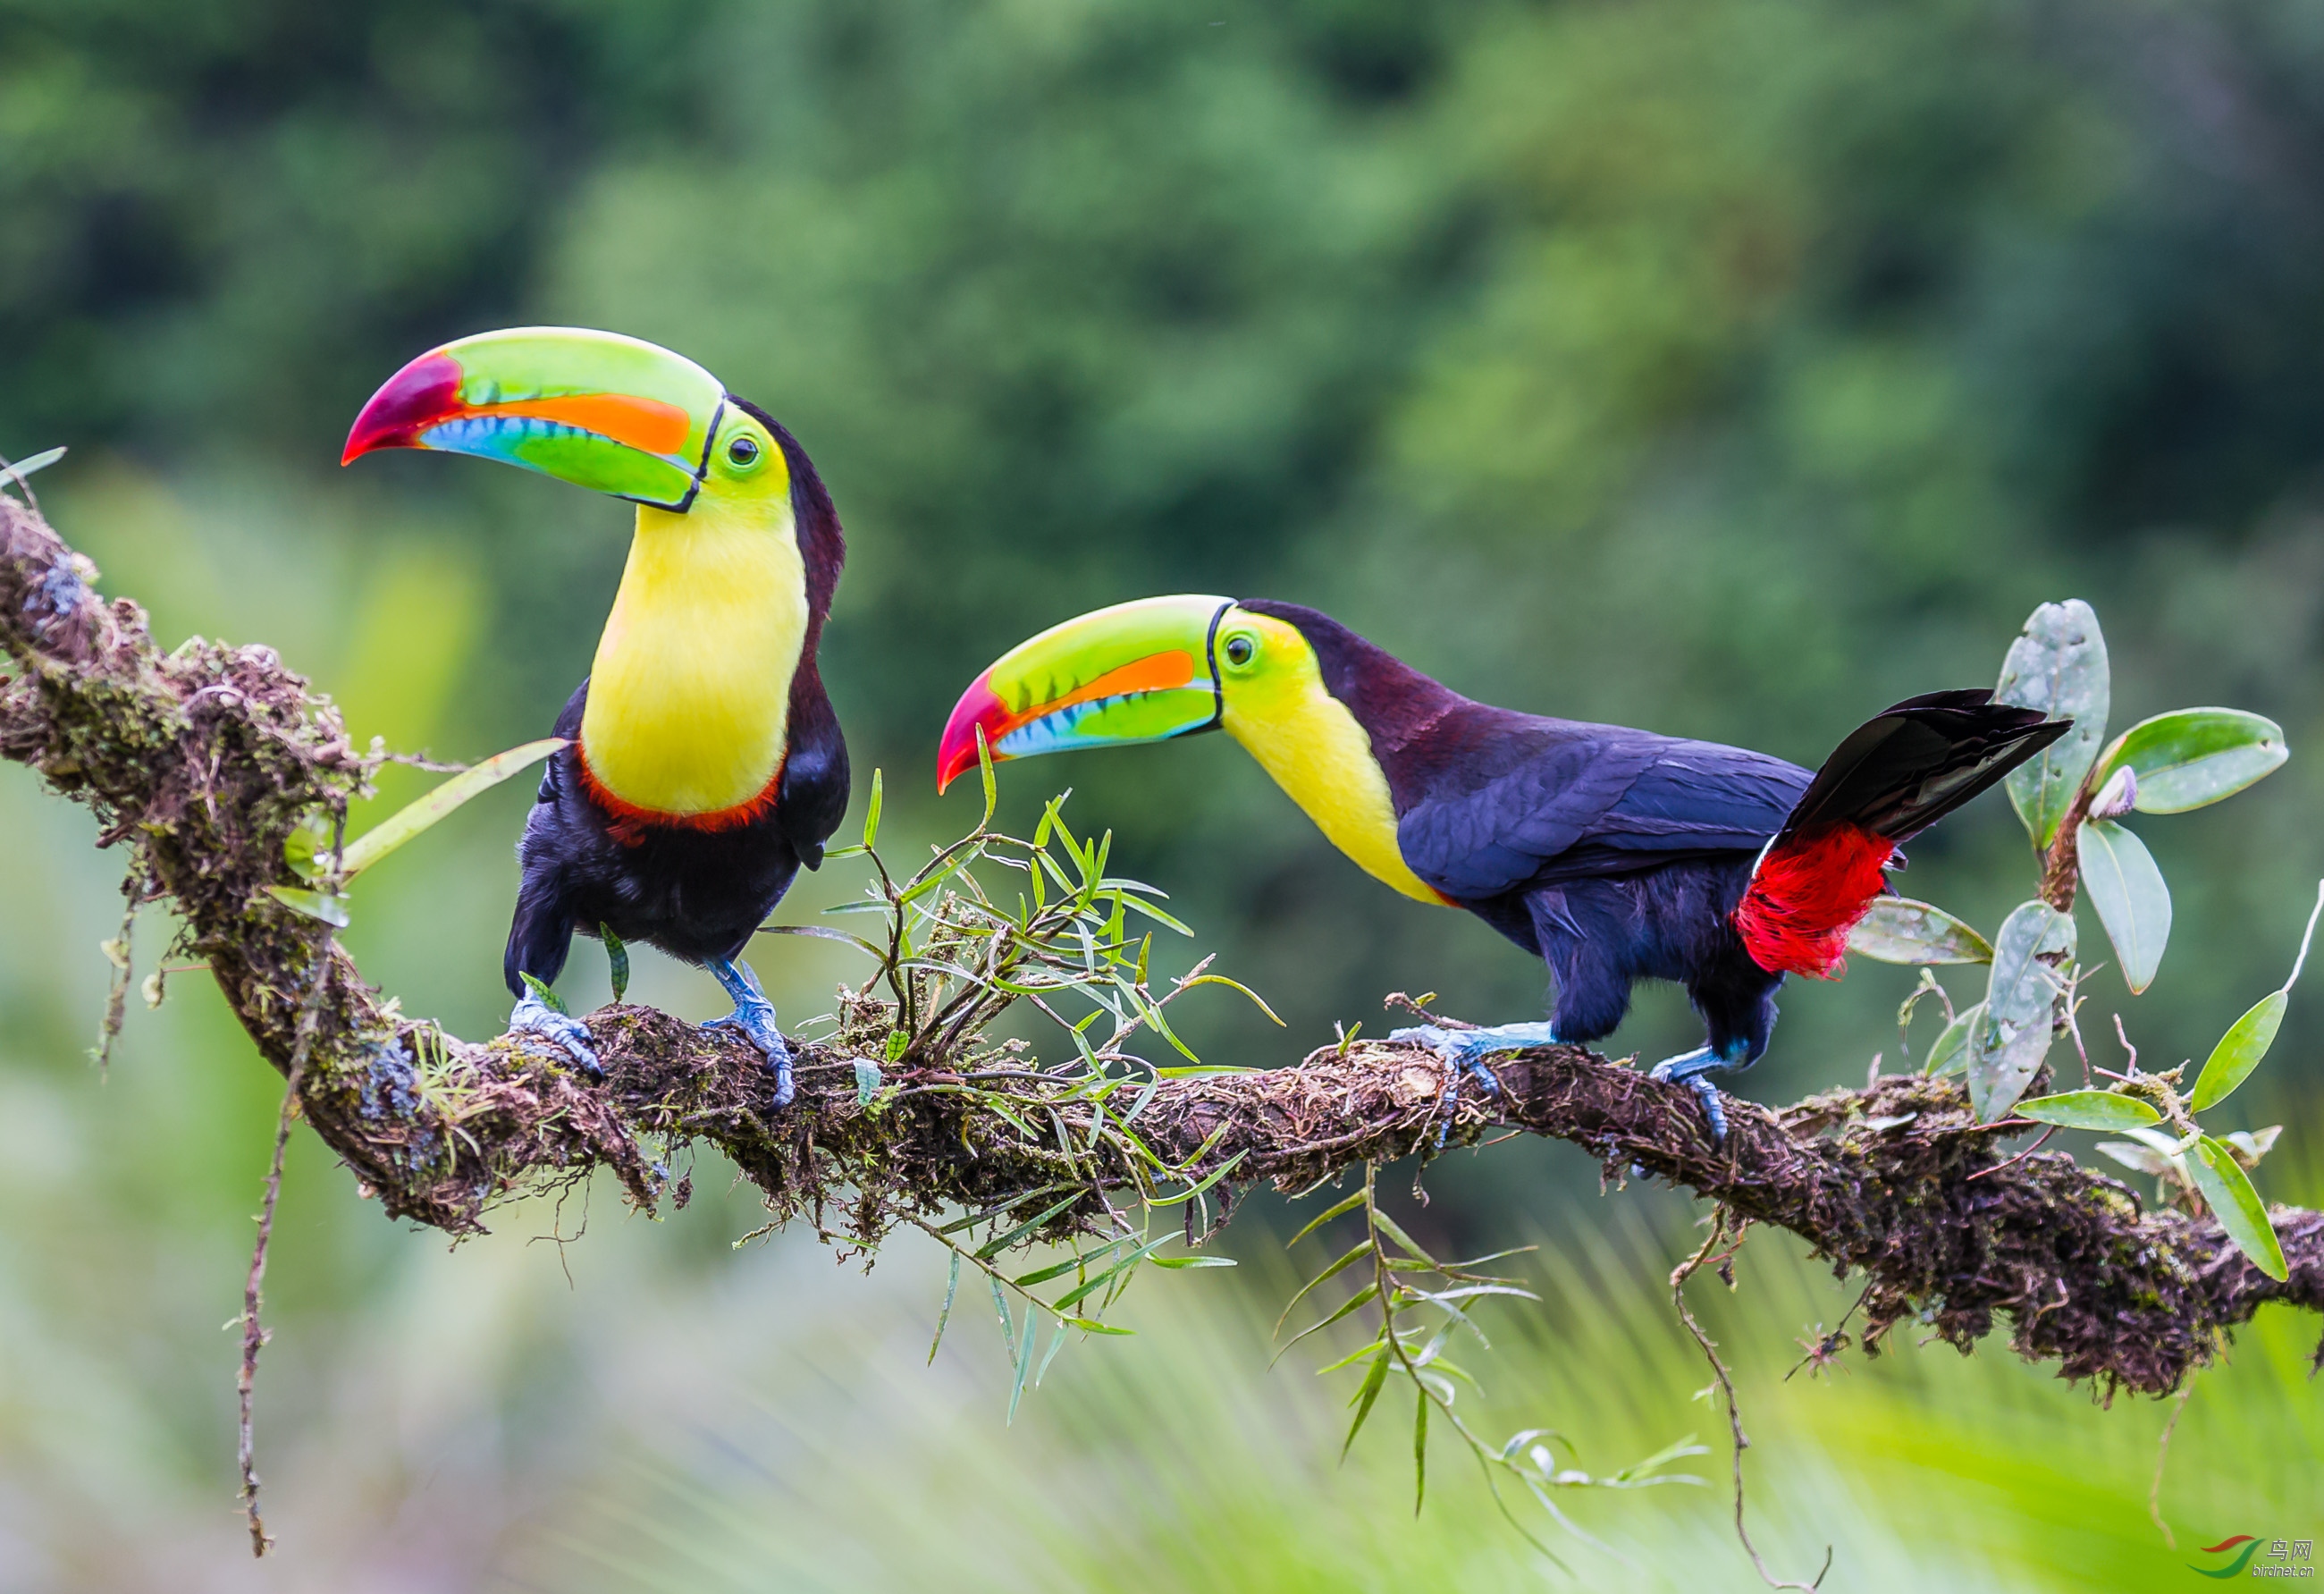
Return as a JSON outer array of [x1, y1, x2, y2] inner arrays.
[[577, 744, 785, 845]]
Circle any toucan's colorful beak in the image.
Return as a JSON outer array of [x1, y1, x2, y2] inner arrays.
[[342, 326, 727, 511], [938, 595, 1234, 792]]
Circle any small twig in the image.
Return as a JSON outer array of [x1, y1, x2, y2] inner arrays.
[[1967, 1126, 2059, 1182], [93, 881, 138, 1077], [2148, 1379, 2194, 1548], [1671, 1210, 1831, 1592], [238, 935, 335, 1557]]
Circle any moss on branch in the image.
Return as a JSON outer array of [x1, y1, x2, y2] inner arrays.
[[1, 493, 2313, 1401]]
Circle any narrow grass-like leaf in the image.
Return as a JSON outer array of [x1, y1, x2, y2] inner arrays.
[[1274, 1283, 1382, 1364], [1063, 1317, 1134, 1335], [1147, 1149, 1246, 1208], [1288, 1189, 1367, 1247], [1148, 1254, 1236, 1269], [1367, 1209, 1438, 1268], [519, 972, 568, 1016], [1006, 1300, 1037, 1424], [2014, 1089, 2162, 1131], [1051, 1236, 1177, 1311], [862, 767, 884, 849], [1180, 972, 1286, 1025], [973, 1192, 1084, 1260], [600, 924, 629, 1003], [0, 445, 67, 492], [2191, 991, 2286, 1113], [1276, 1242, 1373, 1335], [989, 1274, 1015, 1362], [1343, 1350, 1392, 1460], [928, 1250, 962, 1364], [975, 725, 997, 829], [339, 738, 567, 878], [1412, 1387, 1429, 1514], [2187, 1135, 2288, 1280]]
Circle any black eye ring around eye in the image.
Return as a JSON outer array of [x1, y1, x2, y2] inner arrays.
[[728, 434, 762, 467]]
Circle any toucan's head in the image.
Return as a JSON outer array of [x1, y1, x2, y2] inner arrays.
[[936, 595, 1395, 791], [938, 595, 1460, 905], [342, 325, 792, 519]]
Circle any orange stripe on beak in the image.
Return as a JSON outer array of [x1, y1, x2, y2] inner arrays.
[[464, 392, 695, 458]]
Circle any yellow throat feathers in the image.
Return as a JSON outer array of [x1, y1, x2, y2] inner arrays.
[[579, 491, 808, 820], [1220, 616, 1448, 906]]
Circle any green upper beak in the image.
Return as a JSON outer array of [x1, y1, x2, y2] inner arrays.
[[939, 595, 1233, 791], [342, 326, 728, 510]]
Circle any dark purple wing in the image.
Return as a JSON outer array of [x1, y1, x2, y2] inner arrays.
[[1389, 707, 1811, 901]]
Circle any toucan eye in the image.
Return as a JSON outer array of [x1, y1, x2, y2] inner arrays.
[[1223, 635, 1255, 668], [727, 434, 762, 468]]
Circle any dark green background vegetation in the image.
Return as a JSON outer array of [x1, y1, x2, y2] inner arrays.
[[0, 1, 2317, 1585]]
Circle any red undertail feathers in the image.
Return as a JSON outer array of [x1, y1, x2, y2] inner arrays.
[[1732, 690, 2071, 978], [1734, 823, 1896, 978]]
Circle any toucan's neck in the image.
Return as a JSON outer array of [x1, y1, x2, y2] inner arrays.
[[1220, 606, 1453, 906], [579, 493, 810, 821]]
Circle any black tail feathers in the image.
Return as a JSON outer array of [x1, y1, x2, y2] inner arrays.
[[1775, 689, 2070, 848]]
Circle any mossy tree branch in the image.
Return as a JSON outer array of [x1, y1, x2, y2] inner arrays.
[[2, 494, 2316, 1402]]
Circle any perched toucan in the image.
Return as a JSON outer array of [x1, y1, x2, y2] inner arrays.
[[938, 596, 2064, 1138], [344, 327, 847, 1102]]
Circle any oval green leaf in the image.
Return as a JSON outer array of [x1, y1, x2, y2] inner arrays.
[[1848, 898, 1994, 966], [2014, 1090, 2161, 1131], [2076, 819, 2171, 994], [1969, 901, 2075, 1120], [2187, 1134, 2288, 1281], [2090, 708, 2286, 814], [1995, 600, 2108, 848], [2189, 989, 2286, 1113], [1923, 1000, 1983, 1077], [337, 738, 568, 878]]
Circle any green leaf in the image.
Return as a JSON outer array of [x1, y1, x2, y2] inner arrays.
[[2093, 1140, 2174, 1178], [1343, 1350, 1391, 1460], [266, 884, 350, 927], [973, 1191, 1084, 1260], [1286, 1189, 1367, 1247], [1994, 599, 2109, 848], [282, 810, 335, 882], [2014, 1090, 2162, 1131], [600, 924, 629, 1003], [1275, 1241, 1372, 1335], [1847, 898, 1994, 965], [884, 1029, 909, 1063], [2189, 990, 2286, 1113], [1411, 1386, 1428, 1514], [1149, 1254, 1236, 1269], [2187, 1135, 2288, 1281], [1923, 1000, 1983, 1078], [928, 1249, 961, 1364], [863, 766, 884, 849], [1274, 1282, 1381, 1363], [2076, 820, 2170, 994], [519, 972, 568, 1016], [0, 445, 68, 492], [2090, 708, 2286, 814], [975, 726, 998, 828], [1969, 901, 2075, 1121], [854, 1058, 884, 1107], [337, 738, 568, 878]]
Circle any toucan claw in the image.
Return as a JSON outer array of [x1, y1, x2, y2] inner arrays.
[[510, 991, 603, 1078], [706, 957, 795, 1109]]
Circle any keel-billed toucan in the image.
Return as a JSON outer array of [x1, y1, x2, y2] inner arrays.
[[938, 596, 2064, 1138], [345, 327, 847, 1103]]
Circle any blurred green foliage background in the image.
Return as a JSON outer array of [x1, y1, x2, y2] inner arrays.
[[1, 0, 2319, 1586]]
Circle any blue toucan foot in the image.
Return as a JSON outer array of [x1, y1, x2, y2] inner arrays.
[[706, 957, 794, 1109], [1389, 1021, 1561, 1146], [1647, 1043, 1749, 1145], [510, 991, 602, 1078]]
